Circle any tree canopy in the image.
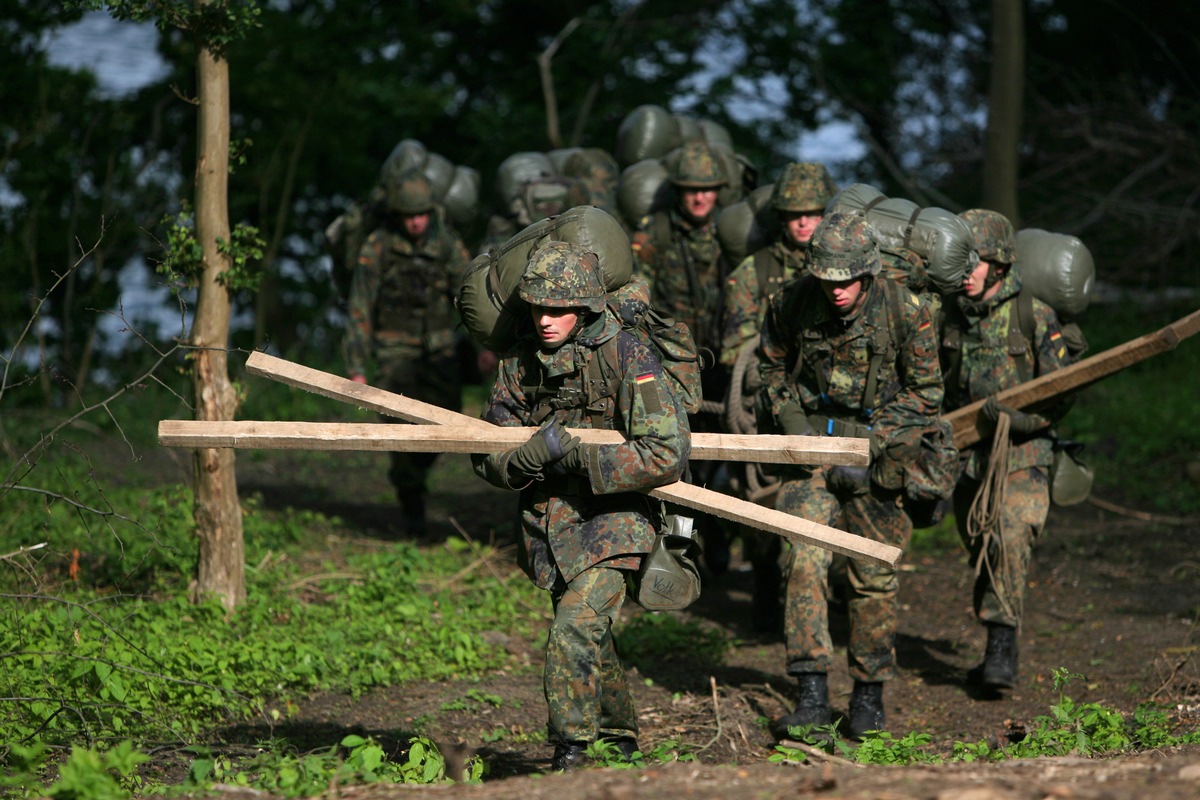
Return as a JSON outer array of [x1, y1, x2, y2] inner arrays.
[[4, 0, 1198, 394]]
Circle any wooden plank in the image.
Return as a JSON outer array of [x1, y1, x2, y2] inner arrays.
[[157, 419, 869, 465], [648, 481, 899, 566], [241, 352, 868, 465], [945, 308, 1200, 449], [231, 351, 895, 564], [245, 351, 488, 428]]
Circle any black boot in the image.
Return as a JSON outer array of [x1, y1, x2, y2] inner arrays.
[[968, 623, 1019, 689], [550, 742, 588, 771], [399, 492, 427, 539], [773, 673, 831, 738], [848, 681, 885, 740]]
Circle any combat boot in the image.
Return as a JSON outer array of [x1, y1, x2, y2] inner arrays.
[[399, 492, 427, 539], [968, 622, 1019, 689], [550, 742, 588, 771], [847, 681, 885, 740], [773, 673, 831, 738]]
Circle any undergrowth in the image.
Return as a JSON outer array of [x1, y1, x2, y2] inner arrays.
[[773, 668, 1200, 766]]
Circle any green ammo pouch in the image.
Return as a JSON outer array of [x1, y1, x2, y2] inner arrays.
[[1050, 439, 1094, 506], [632, 515, 703, 612]]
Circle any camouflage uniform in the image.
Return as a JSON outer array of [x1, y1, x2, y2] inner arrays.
[[473, 242, 689, 753], [941, 211, 1074, 630], [720, 162, 839, 368], [563, 148, 624, 231], [720, 163, 838, 628], [757, 213, 944, 686], [630, 141, 733, 573], [343, 171, 471, 522]]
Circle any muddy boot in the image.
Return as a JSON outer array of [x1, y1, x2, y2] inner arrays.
[[773, 673, 831, 739], [848, 681, 885, 740], [550, 742, 588, 771], [968, 622, 1019, 689]]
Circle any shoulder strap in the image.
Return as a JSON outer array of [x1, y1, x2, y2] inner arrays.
[[754, 248, 783, 300], [1007, 289, 1036, 382], [861, 280, 905, 418]]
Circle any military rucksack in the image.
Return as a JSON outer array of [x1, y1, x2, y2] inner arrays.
[[510, 175, 576, 226]]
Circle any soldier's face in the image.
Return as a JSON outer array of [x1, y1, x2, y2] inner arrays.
[[679, 188, 718, 223], [401, 212, 431, 240], [963, 259, 1004, 300], [819, 277, 866, 316], [782, 210, 824, 245], [530, 305, 580, 348]]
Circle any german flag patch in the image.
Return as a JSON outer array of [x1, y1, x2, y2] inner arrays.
[[1050, 331, 1062, 341], [918, 320, 931, 332], [636, 372, 662, 415], [636, 373, 656, 385]]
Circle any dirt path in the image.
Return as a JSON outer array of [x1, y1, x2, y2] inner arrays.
[[232, 449, 1200, 798]]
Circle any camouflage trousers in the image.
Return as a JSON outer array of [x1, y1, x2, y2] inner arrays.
[[545, 566, 637, 745], [375, 342, 463, 497], [776, 468, 912, 683], [953, 466, 1050, 628]]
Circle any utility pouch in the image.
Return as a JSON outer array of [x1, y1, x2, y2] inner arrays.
[[631, 515, 703, 612], [1050, 439, 1093, 506]]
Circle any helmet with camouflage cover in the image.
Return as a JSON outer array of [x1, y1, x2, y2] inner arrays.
[[959, 209, 1016, 264], [806, 211, 882, 281], [772, 162, 838, 213], [386, 168, 436, 215], [517, 241, 606, 313], [668, 141, 728, 189]]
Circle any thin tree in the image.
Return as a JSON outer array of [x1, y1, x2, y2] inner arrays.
[[77, 0, 263, 610]]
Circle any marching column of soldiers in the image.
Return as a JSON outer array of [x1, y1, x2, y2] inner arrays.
[[332, 126, 1077, 768]]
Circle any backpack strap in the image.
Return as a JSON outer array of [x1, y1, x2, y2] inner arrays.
[[861, 280, 904, 419], [1007, 288, 1036, 382], [754, 248, 786, 301]]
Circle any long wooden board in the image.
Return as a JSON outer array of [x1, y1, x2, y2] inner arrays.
[[157, 419, 868, 465], [215, 352, 898, 564], [945, 308, 1200, 449], [241, 351, 867, 465]]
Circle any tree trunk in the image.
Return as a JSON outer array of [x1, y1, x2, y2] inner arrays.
[[982, 0, 1024, 225], [190, 6, 245, 611]]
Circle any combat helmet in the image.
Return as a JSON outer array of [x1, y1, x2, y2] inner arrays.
[[517, 241, 606, 313], [667, 141, 727, 189], [386, 168, 435, 215], [772, 162, 838, 213], [806, 211, 882, 281], [959, 209, 1017, 264]]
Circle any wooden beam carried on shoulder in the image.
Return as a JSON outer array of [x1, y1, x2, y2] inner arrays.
[[945, 308, 1200, 449], [240, 352, 868, 465]]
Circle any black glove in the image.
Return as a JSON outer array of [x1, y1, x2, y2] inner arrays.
[[777, 402, 811, 436], [825, 464, 872, 495], [981, 396, 1040, 436]]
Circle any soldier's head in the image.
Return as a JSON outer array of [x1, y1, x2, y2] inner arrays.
[[959, 208, 1015, 300], [518, 241, 606, 349], [772, 162, 838, 247], [807, 211, 881, 316], [386, 168, 436, 240], [668, 141, 726, 224]]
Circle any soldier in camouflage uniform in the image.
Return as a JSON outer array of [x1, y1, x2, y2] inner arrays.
[[757, 212, 944, 740], [939, 209, 1074, 691], [720, 162, 838, 369], [719, 162, 838, 630], [472, 241, 690, 771], [343, 168, 472, 537], [630, 140, 734, 573]]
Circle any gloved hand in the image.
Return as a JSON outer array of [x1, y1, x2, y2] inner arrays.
[[554, 441, 592, 476], [825, 464, 872, 495], [508, 419, 579, 479], [981, 396, 1040, 436], [777, 402, 811, 436]]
